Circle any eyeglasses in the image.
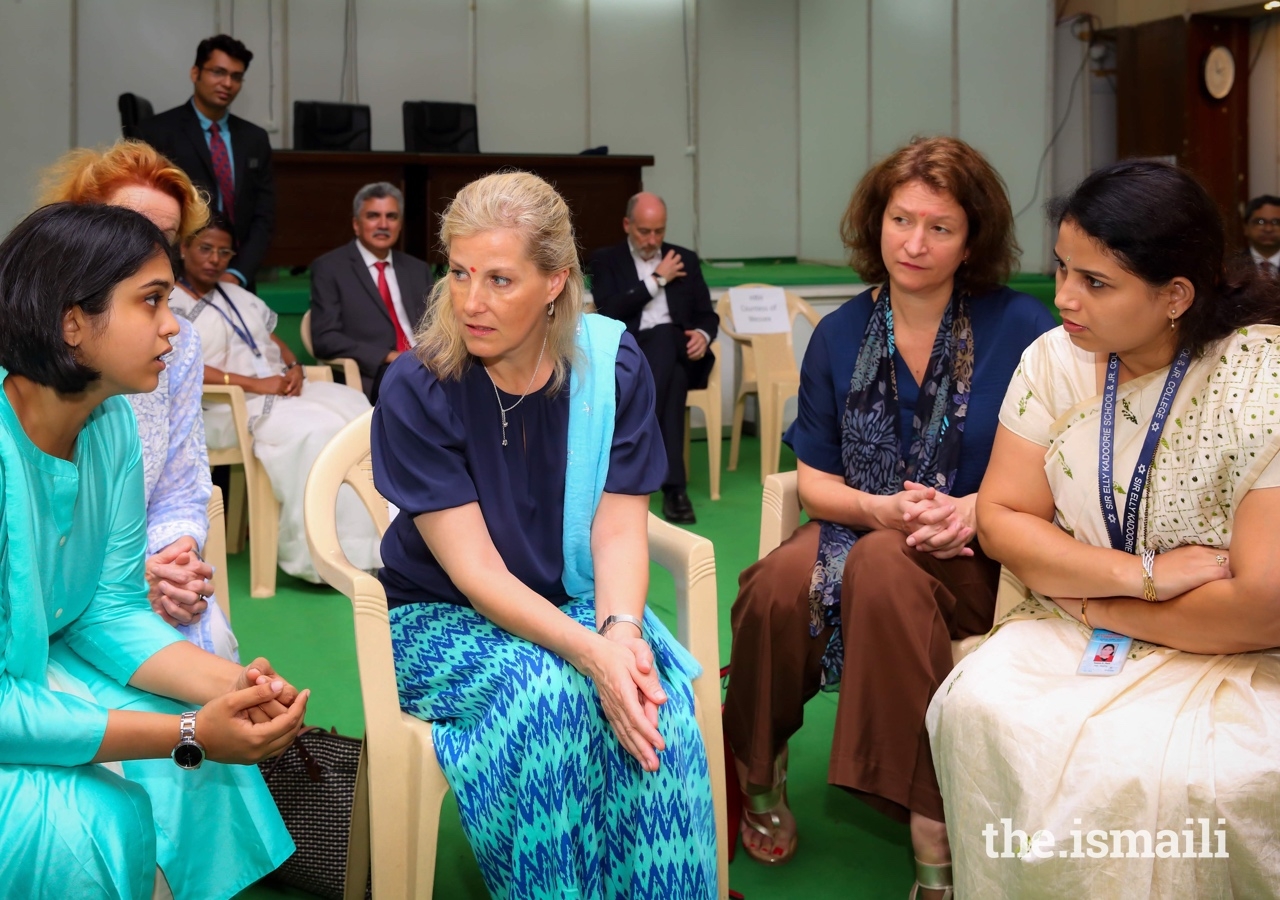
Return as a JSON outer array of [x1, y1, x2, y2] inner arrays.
[[1249, 217, 1280, 228], [201, 66, 245, 85], [193, 243, 235, 260]]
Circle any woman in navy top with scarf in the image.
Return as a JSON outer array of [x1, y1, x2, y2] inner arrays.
[[371, 172, 718, 899], [721, 137, 1056, 897]]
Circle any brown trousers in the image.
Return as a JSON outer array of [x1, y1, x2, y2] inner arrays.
[[722, 521, 999, 823]]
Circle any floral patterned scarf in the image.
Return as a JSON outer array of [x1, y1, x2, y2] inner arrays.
[[808, 286, 974, 687]]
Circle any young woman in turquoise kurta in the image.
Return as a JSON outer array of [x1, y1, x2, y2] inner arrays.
[[0, 204, 309, 899]]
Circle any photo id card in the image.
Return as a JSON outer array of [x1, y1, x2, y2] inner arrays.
[[1077, 629, 1133, 676]]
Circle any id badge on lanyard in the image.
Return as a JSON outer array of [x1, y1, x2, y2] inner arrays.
[[1078, 629, 1134, 676], [1079, 349, 1191, 676], [249, 353, 275, 380], [205, 284, 275, 380]]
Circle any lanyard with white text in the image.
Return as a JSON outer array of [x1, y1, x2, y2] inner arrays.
[[1097, 348, 1191, 553]]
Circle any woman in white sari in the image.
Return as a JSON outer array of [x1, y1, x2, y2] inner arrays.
[[171, 216, 381, 583], [927, 160, 1280, 898]]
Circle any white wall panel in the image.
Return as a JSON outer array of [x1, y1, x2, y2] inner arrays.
[[476, 0, 588, 154], [587, 0, 695, 248], [697, 0, 799, 259], [798, 0, 868, 264], [283, 0, 346, 147], [75, 1, 219, 149], [0, 0, 73, 229], [868, 0, 952, 160], [2, 0, 1064, 271], [355, 0, 471, 151], [1050, 18, 1090, 199], [957, 0, 1053, 271]]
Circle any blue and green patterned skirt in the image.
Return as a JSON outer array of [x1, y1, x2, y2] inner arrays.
[[390, 597, 718, 900]]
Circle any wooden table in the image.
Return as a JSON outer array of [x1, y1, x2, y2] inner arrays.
[[265, 151, 654, 268]]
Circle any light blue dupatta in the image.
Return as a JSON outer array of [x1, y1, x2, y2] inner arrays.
[[561, 314, 701, 677]]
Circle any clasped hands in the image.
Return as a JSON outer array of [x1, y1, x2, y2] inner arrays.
[[195, 656, 310, 764], [146, 536, 214, 626], [255, 365, 304, 397], [877, 481, 977, 560], [583, 625, 668, 773]]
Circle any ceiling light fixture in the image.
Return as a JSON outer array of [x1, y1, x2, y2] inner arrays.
[[1267, 1, 1280, 10]]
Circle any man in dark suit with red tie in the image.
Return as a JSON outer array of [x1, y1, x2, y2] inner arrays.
[[590, 192, 718, 524], [135, 34, 274, 290], [308, 183, 432, 401]]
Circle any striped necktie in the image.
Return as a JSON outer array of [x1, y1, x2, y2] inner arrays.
[[208, 121, 236, 224]]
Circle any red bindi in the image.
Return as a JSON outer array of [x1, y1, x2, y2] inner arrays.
[[469, 266, 476, 272]]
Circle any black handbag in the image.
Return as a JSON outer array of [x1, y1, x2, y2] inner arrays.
[[258, 726, 371, 900]]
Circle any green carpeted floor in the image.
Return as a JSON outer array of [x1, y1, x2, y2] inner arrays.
[[256, 257, 1059, 309], [230, 435, 919, 900]]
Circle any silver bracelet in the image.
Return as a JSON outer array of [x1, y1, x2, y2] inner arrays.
[[598, 614, 644, 638]]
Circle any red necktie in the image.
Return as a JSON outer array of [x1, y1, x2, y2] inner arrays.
[[208, 122, 236, 224], [375, 261, 410, 352]]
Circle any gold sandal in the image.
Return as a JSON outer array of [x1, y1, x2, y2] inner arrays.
[[907, 859, 953, 900], [739, 751, 797, 865]]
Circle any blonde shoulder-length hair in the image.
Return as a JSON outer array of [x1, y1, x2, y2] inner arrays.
[[415, 170, 584, 392]]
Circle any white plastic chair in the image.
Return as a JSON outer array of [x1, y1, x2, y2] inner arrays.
[[304, 409, 730, 899], [202, 364, 333, 598], [301, 309, 363, 389], [719, 287, 821, 484], [204, 486, 231, 622], [684, 349, 723, 500]]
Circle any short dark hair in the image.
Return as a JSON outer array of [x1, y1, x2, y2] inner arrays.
[[840, 136, 1020, 296], [0, 203, 171, 394], [189, 212, 237, 251], [1049, 160, 1280, 356], [1245, 195, 1280, 220], [195, 34, 253, 71]]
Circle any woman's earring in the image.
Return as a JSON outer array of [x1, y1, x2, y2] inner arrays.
[[1169, 311, 1178, 330], [547, 302, 555, 317]]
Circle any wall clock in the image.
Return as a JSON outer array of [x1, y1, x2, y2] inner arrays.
[[1204, 45, 1235, 100]]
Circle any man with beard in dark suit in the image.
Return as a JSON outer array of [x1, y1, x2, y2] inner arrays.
[[308, 182, 431, 401], [590, 192, 718, 524], [135, 34, 274, 290]]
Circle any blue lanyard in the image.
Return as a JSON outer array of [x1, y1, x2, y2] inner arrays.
[[1097, 348, 1190, 552], [186, 279, 261, 357]]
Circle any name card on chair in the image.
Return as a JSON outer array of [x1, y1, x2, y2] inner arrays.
[[728, 287, 789, 334]]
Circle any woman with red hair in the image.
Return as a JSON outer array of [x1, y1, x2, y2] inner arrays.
[[41, 141, 238, 660]]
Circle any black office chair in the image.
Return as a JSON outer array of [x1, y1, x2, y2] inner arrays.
[[293, 101, 372, 151], [402, 101, 479, 153], [118, 93, 155, 139]]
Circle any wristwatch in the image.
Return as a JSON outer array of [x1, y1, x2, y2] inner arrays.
[[171, 711, 206, 770], [653, 274, 668, 289]]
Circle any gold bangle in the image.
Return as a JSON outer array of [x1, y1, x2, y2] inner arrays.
[[223, 372, 230, 385], [1141, 549, 1158, 602], [1080, 596, 1092, 630]]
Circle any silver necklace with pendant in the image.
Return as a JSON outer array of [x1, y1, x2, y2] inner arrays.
[[484, 333, 549, 447]]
